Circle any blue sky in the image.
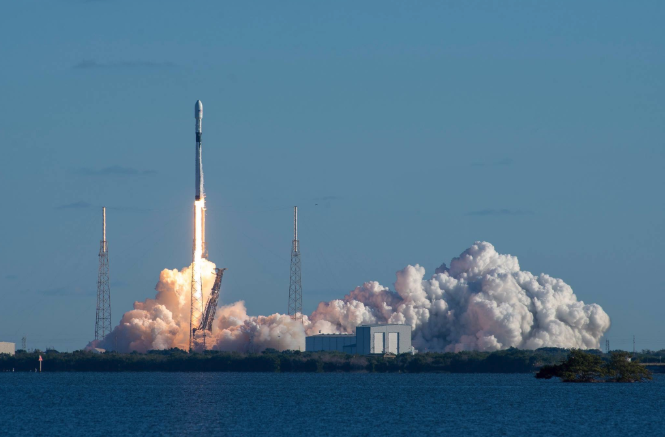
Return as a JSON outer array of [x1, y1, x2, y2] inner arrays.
[[0, 1, 663, 351]]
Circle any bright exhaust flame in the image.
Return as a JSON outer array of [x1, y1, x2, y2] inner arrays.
[[191, 198, 205, 331]]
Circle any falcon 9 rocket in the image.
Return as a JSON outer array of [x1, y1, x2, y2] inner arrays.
[[195, 100, 204, 202], [194, 100, 206, 258], [190, 100, 206, 351]]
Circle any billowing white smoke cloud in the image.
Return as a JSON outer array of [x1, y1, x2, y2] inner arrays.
[[307, 242, 610, 352], [90, 258, 305, 353], [89, 242, 610, 353]]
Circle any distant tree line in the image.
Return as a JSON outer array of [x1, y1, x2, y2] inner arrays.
[[0, 347, 565, 373], [1, 347, 661, 375]]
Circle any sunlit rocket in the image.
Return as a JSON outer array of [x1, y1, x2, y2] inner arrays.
[[195, 100, 204, 201], [194, 100, 206, 258], [190, 99, 206, 350]]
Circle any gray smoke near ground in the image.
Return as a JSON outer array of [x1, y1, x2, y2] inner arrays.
[[88, 242, 610, 353]]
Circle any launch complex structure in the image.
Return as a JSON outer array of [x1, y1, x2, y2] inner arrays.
[[93, 101, 302, 351], [186, 100, 302, 352], [288, 206, 303, 322], [95, 207, 111, 342]]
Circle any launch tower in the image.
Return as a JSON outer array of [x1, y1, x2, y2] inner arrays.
[[199, 268, 227, 349], [288, 206, 303, 322], [95, 207, 112, 341]]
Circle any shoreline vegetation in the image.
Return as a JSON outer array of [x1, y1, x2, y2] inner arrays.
[[0, 348, 661, 377], [536, 350, 652, 383]]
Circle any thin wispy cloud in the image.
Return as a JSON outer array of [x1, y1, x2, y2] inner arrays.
[[466, 209, 534, 217], [106, 205, 152, 213], [55, 201, 151, 213], [313, 195, 341, 202], [38, 287, 92, 296], [73, 60, 176, 69], [56, 201, 92, 210], [73, 165, 156, 176], [471, 157, 513, 167], [312, 195, 341, 208]]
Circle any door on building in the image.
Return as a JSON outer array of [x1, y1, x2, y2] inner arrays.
[[387, 332, 398, 354], [372, 332, 384, 353]]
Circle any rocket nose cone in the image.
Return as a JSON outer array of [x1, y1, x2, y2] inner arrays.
[[195, 100, 203, 118]]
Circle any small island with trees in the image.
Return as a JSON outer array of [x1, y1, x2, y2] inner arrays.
[[536, 350, 652, 383]]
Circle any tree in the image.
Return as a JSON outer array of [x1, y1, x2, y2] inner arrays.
[[559, 349, 606, 382], [605, 351, 652, 383]]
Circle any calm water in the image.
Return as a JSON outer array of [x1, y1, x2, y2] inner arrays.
[[1, 373, 663, 436]]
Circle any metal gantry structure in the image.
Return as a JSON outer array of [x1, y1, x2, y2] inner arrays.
[[95, 207, 112, 342], [288, 206, 303, 322], [199, 268, 227, 348]]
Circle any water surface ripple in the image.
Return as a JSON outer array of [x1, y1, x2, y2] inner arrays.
[[1, 373, 663, 436]]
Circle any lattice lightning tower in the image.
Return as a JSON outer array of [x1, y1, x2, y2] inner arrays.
[[288, 206, 303, 322], [95, 207, 112, 341]]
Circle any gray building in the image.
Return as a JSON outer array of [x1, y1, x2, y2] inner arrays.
[[0, 342, 16, 356], [305, 334, 356, 353], [306, 324, 412, 355]]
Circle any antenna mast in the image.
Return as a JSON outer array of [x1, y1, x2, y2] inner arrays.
[[95, 207, 112, 342], [288, 206, 303, 322]]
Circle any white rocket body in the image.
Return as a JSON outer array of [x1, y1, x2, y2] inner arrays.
[[195, 100, 204, 201], [194, 100, 207, 258]]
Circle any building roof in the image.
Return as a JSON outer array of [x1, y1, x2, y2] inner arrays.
[[357, 324, 410, 328], [306, 334, 354, 338]]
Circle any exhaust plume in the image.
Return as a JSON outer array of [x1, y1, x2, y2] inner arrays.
[[88, 242, 610, 353]]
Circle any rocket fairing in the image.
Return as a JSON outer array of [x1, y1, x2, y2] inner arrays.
[[195, 100, 204, 201]]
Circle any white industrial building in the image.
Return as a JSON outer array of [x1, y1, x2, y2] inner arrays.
[[306, 324, 412, 355], [0, 342, 16, 356]]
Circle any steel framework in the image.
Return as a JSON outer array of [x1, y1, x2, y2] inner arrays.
[[199, 268, 227, 349], [288, 206, 303, 322], [200, 268, 226, 332], [95, 207, 112, 342]]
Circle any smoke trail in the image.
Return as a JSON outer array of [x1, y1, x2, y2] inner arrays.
[[88, 242, 610, 353]]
